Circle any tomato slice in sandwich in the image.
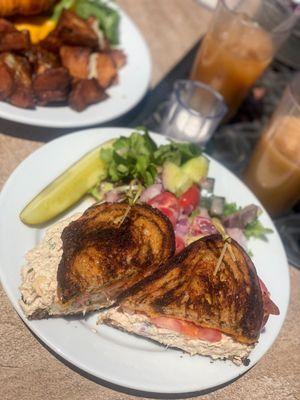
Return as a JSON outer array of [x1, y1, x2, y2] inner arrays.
[[151, 316, 222, 342]]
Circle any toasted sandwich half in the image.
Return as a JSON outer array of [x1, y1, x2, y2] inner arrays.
[[99, 234, 279, 365], [20, 202, 175, 319]]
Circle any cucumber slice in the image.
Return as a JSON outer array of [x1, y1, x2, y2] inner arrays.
[[20, 139, 115, 225], [181, 156, 209, 184], [210, 196, 225, 217], [162, 162, 193, 196]]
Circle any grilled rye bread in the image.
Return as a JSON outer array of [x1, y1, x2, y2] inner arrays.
[[114, 234, 264, 345], [57, 202, 175, 304], [20, 202, 175, 319]]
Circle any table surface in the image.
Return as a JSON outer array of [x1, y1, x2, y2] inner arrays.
[[0, 1, 299, 399]]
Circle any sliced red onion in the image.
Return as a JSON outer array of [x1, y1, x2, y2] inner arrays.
[[175, 216, 190, 237], [155, 174, 163, 184], [139, 323, 149, 333], [226, 227, 248, 250], [181, 204, 194, 216], [105, 190, 123, 203], [222, 204, 260, 229], [140, 183, 163, 203], [190, 216, 217, 236]]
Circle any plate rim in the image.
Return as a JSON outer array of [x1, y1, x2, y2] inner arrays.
[[0, 127, 290, 394], [0, 7, 152, 128]]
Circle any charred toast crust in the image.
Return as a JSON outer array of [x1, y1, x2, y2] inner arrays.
[[27, 299, 112, 320], [57, 202, 175, 303], [118, 234, 264, 344]]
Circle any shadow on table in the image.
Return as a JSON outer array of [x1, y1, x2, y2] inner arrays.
[[21, 317, 250, 399]]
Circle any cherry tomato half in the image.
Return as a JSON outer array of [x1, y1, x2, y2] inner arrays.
[[179, 185, 200, 215], [148, 191, 180, 214], [148, 191, 180, 226]]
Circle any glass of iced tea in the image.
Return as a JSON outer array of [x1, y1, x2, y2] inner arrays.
[[244, 74, 300, 216], [191, 0, 295, 119]]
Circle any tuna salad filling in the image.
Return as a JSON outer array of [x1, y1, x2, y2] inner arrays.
[[19, 214, 114, 318], [98, 308, 253, 365]]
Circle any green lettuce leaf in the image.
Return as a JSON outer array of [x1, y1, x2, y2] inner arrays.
[[223, 202, 241, 217], [244, 220, 273, 241], [100, 128, 158, 186], [99, 128, 202, 187], [154, 141, 202, 166]]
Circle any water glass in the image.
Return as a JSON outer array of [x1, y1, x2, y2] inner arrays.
[[160, 80, 227, 145]]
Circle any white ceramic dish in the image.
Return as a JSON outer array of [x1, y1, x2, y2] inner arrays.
[[0, 128, 289, 395], [0, 7, 151, 128]]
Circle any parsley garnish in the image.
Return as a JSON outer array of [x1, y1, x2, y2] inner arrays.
[[223, 202, 241, 217], [244, 220, 273, 241], [100, 128, 202, 186], [223, 202, 273, 242]]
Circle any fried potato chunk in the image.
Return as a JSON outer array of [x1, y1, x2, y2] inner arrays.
[[60, 46, 90, 79], [69, 78, 107, 112], [33, 67, 71, 105]]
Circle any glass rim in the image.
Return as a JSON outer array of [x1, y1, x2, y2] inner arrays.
[[219, 0, 294, 34], [174, 79, 227, 120]]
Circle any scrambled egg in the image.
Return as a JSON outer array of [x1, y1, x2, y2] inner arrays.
[[14, 16, 56, 44]]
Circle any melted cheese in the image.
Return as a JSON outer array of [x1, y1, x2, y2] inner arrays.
[[14, 16, 56, 44]]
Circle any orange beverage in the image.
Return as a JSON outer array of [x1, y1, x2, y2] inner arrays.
[[245, 116, 300, 215], [191, 0, 295, 119], [191, 24, 273, 118], [244, 74, 300, 216]]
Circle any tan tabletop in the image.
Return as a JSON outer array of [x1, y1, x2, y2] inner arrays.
[[0, 1, 299, 399]]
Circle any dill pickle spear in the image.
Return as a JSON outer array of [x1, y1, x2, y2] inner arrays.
[[20, 139, 115, 226]]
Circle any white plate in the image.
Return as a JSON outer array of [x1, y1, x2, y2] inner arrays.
[[0, 128, 289, 395], [0, 7, 151, 128]]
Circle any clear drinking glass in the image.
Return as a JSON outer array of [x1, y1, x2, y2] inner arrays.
[[160, 80, 227, 145], [244, 73, 300, 217], [191, 0, 297, 119]]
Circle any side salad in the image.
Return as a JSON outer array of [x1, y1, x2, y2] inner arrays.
[[89, 128, 273, 255], [20, 127, 273, 253]]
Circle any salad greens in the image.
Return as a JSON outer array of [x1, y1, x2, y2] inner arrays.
[[100, 129, 158, 186], [52, 0, 120, 45], [244, 220, 273, 242], [224, 202, 273, 241], [92, 128, 272, 245], [76, 0, 120, 45], [154, 141, 202, 166], [223, 202, 241, 217], [52, 0, 75, 21], [99, 128, 202, 187]]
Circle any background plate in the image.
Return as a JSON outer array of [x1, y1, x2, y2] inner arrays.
[[0, 128, 289, 394], [0, 7, 151, 128]]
